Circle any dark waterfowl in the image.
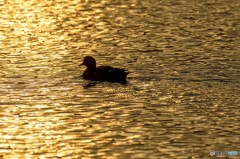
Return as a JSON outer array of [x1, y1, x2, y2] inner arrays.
[[79, 56, 129, 84]]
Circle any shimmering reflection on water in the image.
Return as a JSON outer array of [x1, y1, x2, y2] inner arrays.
[[0, 0, 240, 158]]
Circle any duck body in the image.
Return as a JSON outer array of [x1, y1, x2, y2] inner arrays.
[[80, 56, 129, 84]]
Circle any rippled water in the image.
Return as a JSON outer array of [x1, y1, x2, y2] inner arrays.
[[0, 0, 239, 158]]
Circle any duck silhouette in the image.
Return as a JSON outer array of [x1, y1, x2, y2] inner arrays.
[[79, 56, 129, 84]]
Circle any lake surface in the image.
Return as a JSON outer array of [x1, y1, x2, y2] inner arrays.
[[0, 0, 239, 158]]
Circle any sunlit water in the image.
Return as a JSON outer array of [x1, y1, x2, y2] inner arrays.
[[0, 0, 239, 158]]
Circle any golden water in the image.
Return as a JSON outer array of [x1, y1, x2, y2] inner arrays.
[[0, 0, 239, 158]]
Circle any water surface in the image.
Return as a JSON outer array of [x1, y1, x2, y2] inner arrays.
[[0, 0, 239, 158]]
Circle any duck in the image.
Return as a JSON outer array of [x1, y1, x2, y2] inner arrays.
[[79, 56, 129, 84]]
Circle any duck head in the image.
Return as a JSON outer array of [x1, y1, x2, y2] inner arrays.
[[79, 56, 96, 70]]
